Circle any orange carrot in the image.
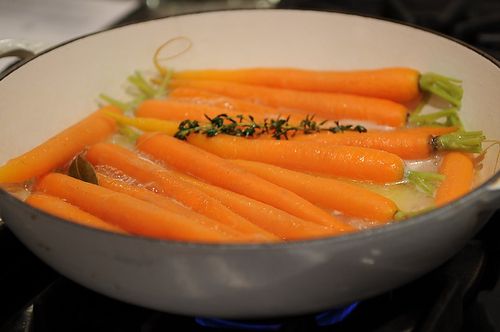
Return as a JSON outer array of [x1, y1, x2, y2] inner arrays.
[[26, 192, 127, 234], [292, 126, 460, 159], [232, 159, 398, 222], [36, 173, 237, 243], [184, 134, 405, 183], [172, 170, 339, 240], [435, 152, 475, 206], [402, 126, 459, 135], [170, 79, 408, 127], [136, 98, 266, 123], [96, 173, 244, 239], [173, 67, 421, 103], [0, 106, 119, 183], [86, 142, 280, 242], [169, 87, 312, 119], [136, 98, 306, 125], [137, 133, 354, 232]]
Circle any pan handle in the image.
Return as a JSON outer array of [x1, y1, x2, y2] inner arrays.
[[0, 39, 48, 78]]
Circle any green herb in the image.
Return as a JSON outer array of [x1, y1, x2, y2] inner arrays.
[[174, 114, 367, 140], [68, 155, 98, 185]]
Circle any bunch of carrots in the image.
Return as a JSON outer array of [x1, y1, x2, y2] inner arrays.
[[0, 57, 488, 244]]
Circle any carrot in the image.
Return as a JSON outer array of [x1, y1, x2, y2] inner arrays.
[[0, 106, 119, 183], [232, 159, 398, 222], [172, 170, 339, 240], [105, 111, 178, 136], [136, 98, 306, 125], [169, 87, 312, 119], [184, 134, 405, 183], [26, 192, 127, 234], [401, 126, 458, 135], [136, 133, 354, 233], [136, 98, 267, 123], [169, 79, 408, 127], [96, 173, 244, 239], [172, 67, 463, 106], [86, 142, 280, 242], [292, 126, 481, 160], [35, 173, 237, 243], [435, 152, 475, 206]]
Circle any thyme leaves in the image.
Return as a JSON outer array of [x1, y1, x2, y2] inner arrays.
[[174, 114, 367, 140]]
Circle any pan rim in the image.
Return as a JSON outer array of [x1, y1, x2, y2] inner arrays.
[[1, 8, 499, 250]]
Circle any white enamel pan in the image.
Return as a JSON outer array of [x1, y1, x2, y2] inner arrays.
[[0, 10, 499, 318]]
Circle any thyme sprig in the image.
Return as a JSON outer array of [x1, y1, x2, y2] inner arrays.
[[174, 114, 367, 140]]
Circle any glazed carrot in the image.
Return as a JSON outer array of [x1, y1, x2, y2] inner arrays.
[[86, 142, 280, 242], [36, 173, 237, 243], [96, 173, 244, 239], [184, 134, 405, 183], [170, 80, 408, 127], [400, 126, 458, 135], [26, 192, 127, 234], [172, 171, 338, 240], [292, 126, 476, 160], [173, 67, 420, 103], [137, 98, 304, 125], [435, 152, 475, 206], [0, 106, 119, 183], [169, 87, 312, 119], [136, 98, 267, 123], [172, 67, 463, 106], [105, 111, 178, 136], [136, 133, 354, 233], [232, 159, 398, 222]]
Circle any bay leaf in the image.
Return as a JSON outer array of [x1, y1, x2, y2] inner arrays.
[[68, 155, 98, 185]]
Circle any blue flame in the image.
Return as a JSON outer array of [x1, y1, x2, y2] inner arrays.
[[195, 302, 359, 330], [314, 302, 359, 326], [195, 317, 282, 330]]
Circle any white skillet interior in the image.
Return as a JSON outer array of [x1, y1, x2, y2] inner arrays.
[[0, 10, 499, 179]]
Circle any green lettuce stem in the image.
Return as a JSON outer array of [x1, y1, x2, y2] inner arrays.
[[419, 72, 463, 108]]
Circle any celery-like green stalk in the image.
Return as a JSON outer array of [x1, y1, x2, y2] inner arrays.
[[408, 107, 458, 127], [407, 170, 445, 196], [99, 94, 129, 111], [433, 131, 485, 153], [118, 125, 140, 143], [419, 72, 463, 108]]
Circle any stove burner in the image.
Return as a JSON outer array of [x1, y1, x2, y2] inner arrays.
[[195, 317, 283, 331], [314, 302, 359, 326], [195, 302, 359, 330]]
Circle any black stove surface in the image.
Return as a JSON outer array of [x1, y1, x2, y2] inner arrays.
[[277, 0, 500, 60], [1, 1, 500, 331]]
